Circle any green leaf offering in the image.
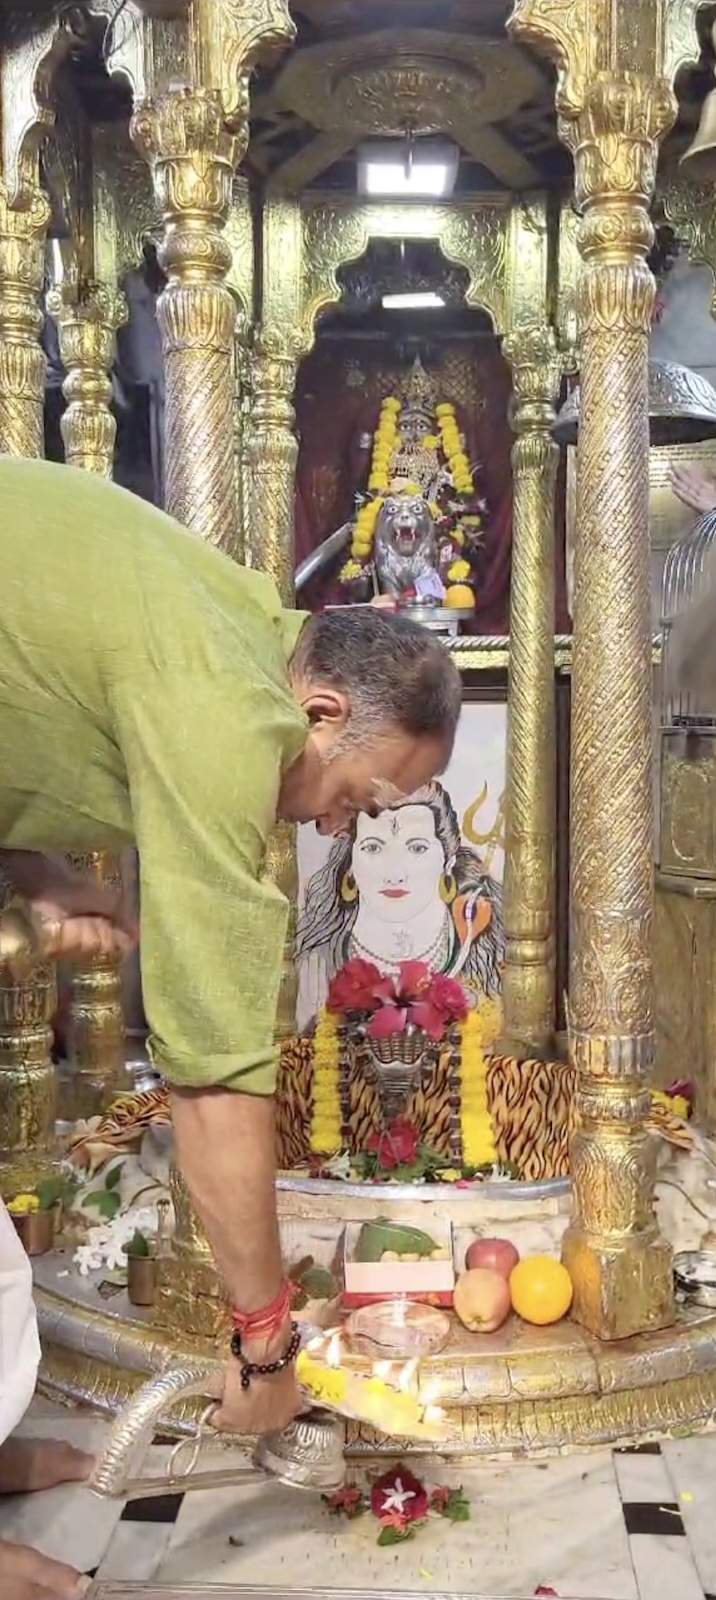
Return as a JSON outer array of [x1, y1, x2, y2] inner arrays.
[[354, 1218, 437, 1263], [105, 1164, 123, 1191], [84, 1190, 122, 1221]]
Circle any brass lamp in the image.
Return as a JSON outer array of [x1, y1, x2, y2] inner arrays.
[[553, 359, 716, 448]]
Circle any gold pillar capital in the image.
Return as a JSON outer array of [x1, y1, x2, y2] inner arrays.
[[508, 0, 700, 111], [131, 85, 244, 224], [503, 324, 563, 415]]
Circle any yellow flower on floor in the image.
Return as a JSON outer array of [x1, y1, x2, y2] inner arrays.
[[6, 1193, 40, 1214], [448, 559, 471, 582]]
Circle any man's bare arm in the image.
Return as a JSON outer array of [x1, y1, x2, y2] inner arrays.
[[170, 1087, 282, 1316]]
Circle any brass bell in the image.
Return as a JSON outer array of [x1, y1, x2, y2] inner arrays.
[[682, 87, 716, 180]]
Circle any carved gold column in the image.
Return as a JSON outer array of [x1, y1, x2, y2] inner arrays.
[[246, 333, 302, 1038], [0, 182, 57, 1193], [124, 1, 295, 1339], [499, 326, 560, 1057], [47, 280, 129, 1118], [509, 0, 689, 1339], [130, 89, 242, 551]]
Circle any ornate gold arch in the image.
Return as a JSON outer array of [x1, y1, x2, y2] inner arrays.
[[291, 195, 516, 354]]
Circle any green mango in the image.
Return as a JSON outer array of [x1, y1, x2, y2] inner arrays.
[[354, 1218, 438, 1263]]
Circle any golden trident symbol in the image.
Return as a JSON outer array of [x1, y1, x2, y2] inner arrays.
[[462, 785, 506, 873]]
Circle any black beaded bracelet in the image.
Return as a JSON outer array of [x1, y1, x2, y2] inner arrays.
[[230, 1319, 301, 1391]]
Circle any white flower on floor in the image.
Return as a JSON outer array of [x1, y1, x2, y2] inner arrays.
[[72, 1204, 164, 1275], [378, 1477, 417, 1516]]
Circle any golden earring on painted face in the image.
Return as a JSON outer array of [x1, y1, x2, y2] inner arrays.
[[340, 871, 358, 904], [439, 871, 457, 905]]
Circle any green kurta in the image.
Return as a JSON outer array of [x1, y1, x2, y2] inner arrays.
[[0, 456, 308, 1094]]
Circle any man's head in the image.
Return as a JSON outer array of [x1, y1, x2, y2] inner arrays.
[[279, 609, 462, 835]]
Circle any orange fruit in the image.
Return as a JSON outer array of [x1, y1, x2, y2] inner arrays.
[[509, 1255, 573, 1326]]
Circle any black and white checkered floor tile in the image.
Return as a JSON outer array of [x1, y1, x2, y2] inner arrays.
[[5, 1400, 716, 1598]]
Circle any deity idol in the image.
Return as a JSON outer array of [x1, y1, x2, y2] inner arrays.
[[338, 359, 489, 614], [296, 779, 503, 1029]]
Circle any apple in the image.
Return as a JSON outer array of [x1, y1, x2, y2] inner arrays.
[[453, 1267, 512, 1333], [464, 1236, 520, 1280]]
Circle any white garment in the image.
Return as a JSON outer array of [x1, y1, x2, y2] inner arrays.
[[0, 1200, 40, 1443]]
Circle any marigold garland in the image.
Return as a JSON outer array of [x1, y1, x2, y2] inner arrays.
[[310, 1008, 342, 1155], [458, 1009, 498, 1169]]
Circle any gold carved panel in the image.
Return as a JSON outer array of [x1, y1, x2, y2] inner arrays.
[[654, 876, 716, 1130], [660, 732, 716, 879], [297, 195, 514, 349]]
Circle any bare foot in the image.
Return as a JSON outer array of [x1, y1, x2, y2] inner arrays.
[[0, 1438, 94, 1496], [0, 1537, 89, 1599]]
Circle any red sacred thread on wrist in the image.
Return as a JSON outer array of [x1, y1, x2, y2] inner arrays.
[[230, 1281, 292, 1341]]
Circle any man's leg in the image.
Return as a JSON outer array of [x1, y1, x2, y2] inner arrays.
[[0, 1201, 93, 1599]]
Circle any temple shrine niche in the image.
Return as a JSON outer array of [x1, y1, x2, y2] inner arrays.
[[8, 0, 716, 1500]]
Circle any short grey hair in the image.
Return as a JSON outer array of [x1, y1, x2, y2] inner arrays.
[[291, 610, 462, 753]]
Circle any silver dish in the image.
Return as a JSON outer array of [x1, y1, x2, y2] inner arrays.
[[673, 1249, 716, 1307]]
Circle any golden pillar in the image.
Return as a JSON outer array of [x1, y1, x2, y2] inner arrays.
[[46, 279, 129, 1118], [246, 332, 302, 1039], [500, 326, 561, 1057], [509, 0, 682, 1338], [0, 181, 57, 1192], [125, 2, 295, 1337], [130, 88, 243, 551]]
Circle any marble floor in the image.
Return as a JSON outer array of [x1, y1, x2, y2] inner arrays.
[[4, 1396, 716, 1600]]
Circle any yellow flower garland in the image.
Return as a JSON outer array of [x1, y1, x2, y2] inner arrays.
[[458, 1009, 498, 1169], [310, 1009, 343, 1155]]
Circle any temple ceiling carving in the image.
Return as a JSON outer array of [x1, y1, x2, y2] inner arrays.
[[0, 0, 713, 199]]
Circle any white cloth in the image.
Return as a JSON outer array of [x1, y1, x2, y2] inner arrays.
[[0, 1200, 40, 1443]]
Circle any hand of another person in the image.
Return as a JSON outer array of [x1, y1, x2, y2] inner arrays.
[[30, 867, 137, 963], [370, 594, 398, 610], [669, 462, 716, 515], [210, 1357, 301, 1437]]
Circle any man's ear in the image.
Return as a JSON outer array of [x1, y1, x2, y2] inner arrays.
[[298, 687, 350, 730]]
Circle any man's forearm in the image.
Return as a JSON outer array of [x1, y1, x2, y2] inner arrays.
[[170, 1087, 283, 1314]]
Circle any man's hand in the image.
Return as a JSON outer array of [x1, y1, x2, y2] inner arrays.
[[211, 1357, 301, 1436], [1, 851, 137, 963], [669, 462, 716, 516]]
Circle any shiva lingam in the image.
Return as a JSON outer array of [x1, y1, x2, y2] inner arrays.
[[353, 1021, 438, 1127], [90, 1328, 449, 1502]]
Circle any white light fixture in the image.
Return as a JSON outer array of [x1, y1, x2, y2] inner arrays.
[[358, 138, 459, 199], [382, 291, 446, 310]]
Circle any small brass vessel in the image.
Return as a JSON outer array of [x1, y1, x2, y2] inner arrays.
[[12, 1209, 55, 1256], [126, 1253, 159, 1308]]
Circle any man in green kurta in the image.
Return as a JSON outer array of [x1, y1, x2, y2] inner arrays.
[[0, 457, 460, 1479]]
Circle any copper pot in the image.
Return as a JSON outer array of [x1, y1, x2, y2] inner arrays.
[[12, 1209, 55, 1256]]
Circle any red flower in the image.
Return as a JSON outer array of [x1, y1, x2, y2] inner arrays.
[[370, 1465, 429, 1523], [396, 961, 432, 1000], [429, 1485, 451, 1512], [327, 959, 394, 1015], [366, 1120, 419, 1171], [428, 973, 469, 1023], [323, 1484, 364, 1519], [367, 1002, 409, 1039]]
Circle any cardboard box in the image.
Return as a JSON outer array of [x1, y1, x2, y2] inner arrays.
[[342, 1220, 455, 1309]]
